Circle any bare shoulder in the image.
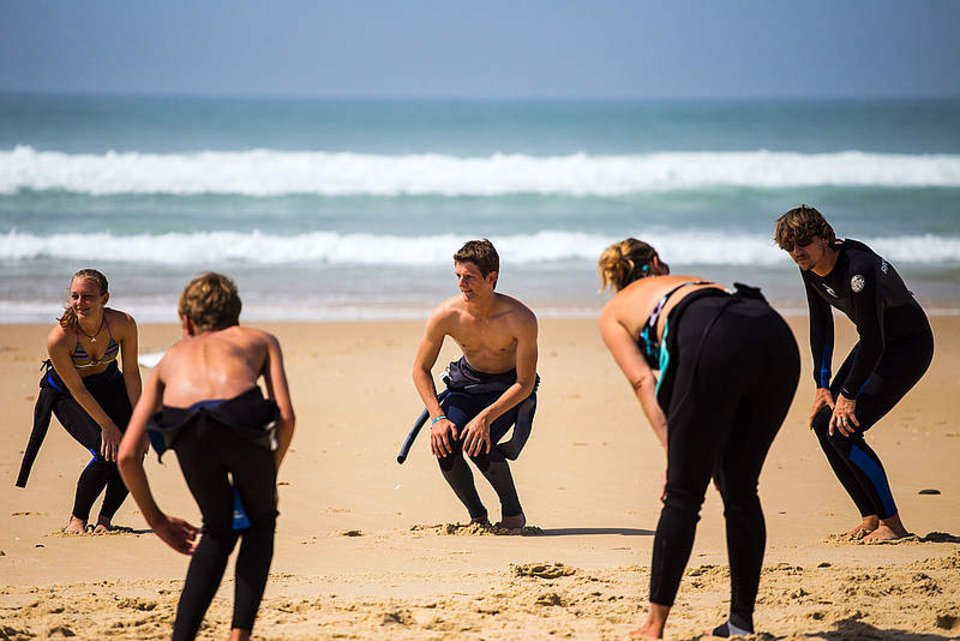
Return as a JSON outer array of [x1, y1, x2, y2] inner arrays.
[[426, 296, 464, 328], [496, 294, 538, 331], [235, 325, 280, 348], [105, 308, 138, 336], [46, 323, 69, 351]]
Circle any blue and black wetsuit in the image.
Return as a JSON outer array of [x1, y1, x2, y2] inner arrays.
[[437, 357, 538, 522], [803, 239, 933, 520], [642, 284, 800, 635], [18, 361, 132, 523]]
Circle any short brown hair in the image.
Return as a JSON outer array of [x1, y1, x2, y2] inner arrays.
[[178, 272, 242, 331], [598, 238, 658, 291], [774, 205, 836, 250], [454, 239, 500, 285]]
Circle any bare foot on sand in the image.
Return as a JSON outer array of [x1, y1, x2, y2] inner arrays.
[[63, 516, 87, 534], [863, 514, 910, 542], [497, 513, 526, 530], [846, 516, 879, 539], [470, 514, 491, 527], [620, 604, 669, 640], [92, 517, 118, 534]]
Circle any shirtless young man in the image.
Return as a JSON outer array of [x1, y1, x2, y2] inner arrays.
[[412, 239, 539, 529], [118, 273, 295, 641]]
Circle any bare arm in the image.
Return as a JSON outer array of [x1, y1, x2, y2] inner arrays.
[[116, 312, 143, 409], [261, 333, 295, 469], [414, 309, 462, 457], [118, 362, 199, 554], [599, 307, 667, 449], [412, 310, 447, 420]]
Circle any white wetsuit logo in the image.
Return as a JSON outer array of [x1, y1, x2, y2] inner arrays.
[[851, 275, 865, 293]]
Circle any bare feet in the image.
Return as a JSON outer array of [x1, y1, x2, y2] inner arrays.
[[621, 603, 669, 640], [92, 516, 115, 534], [845, 516, 879, 539], [63, 516, 87, 534], [863, 514, 910, 543], [497, 513, 526, 530], [620, 627, 660, 640]]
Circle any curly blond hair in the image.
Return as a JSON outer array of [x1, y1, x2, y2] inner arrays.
[[178, 272, 242, 331]]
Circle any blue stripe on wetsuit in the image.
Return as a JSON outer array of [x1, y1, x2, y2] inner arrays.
[[817, 344, 833, 388], [849, 443, 896, 518], [655, 320, 671, 395]]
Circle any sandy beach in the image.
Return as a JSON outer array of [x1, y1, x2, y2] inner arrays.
[[1, 316, 958, 640]]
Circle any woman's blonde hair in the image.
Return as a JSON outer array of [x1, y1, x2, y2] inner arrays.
[[58, 269, 109, 329], [178, 272, 242, 331], [598, 239, 658, 291]]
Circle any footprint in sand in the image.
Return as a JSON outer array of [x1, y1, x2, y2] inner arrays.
[[512, 562, 576, 579]]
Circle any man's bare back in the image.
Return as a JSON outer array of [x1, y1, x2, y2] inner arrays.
[[157, 325, 278, 409]]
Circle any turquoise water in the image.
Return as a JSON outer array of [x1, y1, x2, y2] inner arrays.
[[1, 94, 958, 322]]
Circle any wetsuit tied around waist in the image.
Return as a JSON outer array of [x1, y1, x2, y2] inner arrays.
[[18, 361, 133, 522], [437, 357, 540, 521], [149, 387, 279, 641]]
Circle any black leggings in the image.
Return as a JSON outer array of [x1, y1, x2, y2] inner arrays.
[[437, 392, 522, 520], [650, 293, 800, 631], [51, 365, 132, 522], [811, 322, 933, 520], [172, 420, 277, 640]]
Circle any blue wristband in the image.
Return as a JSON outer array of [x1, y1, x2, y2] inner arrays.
[[430, 414, 447, 425]]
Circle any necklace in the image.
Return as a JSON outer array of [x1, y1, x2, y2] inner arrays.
[[77, 315, 104, 343]]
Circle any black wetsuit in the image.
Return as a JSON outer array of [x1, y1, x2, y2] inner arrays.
[[18, 362, 132, 522], [803, 239, 933, 520], [437, 357, 538, 522], [647, 285, 800, 634], [148, 387, 279, 641]]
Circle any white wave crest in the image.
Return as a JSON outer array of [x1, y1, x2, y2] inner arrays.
[[3, 145, 960, 196], [2, 229, 958, 266]]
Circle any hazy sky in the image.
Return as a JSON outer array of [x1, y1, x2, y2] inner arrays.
[[2, 0, 958, 99]]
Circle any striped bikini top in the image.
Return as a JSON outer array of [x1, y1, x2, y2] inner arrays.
[[72, 319, 120, 369], [637, 281, 711, 370]]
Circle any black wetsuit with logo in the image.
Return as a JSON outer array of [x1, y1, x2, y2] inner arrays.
[[802, 239, 933, 520]]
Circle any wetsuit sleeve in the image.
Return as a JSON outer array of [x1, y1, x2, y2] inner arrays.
[[840, 265, 884, 399], [805, 275, 834, 388]]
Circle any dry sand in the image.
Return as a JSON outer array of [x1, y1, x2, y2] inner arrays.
[[1, 317, 958, 640]]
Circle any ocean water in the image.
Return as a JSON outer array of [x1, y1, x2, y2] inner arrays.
[[1, 94, 958, 323]]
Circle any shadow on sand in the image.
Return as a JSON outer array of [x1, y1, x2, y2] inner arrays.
[[795, 616, 960, 640], [538, 527, 654, 537]]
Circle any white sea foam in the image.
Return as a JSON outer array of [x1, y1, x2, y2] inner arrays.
[[2, 229, 958, 266], [3, 146, 960, 196]]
